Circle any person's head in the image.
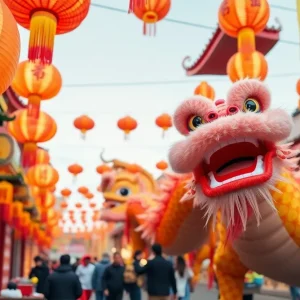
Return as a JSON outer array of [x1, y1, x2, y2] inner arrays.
[[151, 244, 162, 256], [113, 252, 122, 265], [60, 254, 71, 265], [7, 282, 17, 290], [102, 253, 110, 261], [176, 256, 186, 277], [76, 257, 80, 264], [34, 255, 43, 266], [82, 255, 91, 266], [133, 250, 143, 261]]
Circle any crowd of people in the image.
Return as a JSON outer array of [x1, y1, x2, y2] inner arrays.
[[1, 243, 194, 300]]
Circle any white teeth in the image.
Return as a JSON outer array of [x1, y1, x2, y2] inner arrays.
[[204, 138, 260, 165], [208, 156, 264, 188]]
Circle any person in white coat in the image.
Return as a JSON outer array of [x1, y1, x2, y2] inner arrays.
[[76, 255, 95, 300], [0, 282, 22, 298]]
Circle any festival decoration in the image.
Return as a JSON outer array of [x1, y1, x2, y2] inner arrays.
[[155, 113, 172, 138], [4, 0, 91, 64], [218, 0, 270, 82], [0, 0, 20, 95], [130, 0, 171, 35], [89, 202, 96, 209], [75, 203, 82, 209], [68, 164, 83, 180], [96, 165, 112, 175], [12, 60, 62, 118], [60, 188, 72, 198], [35, 192, 56, 209], [156, 160, 168, 170], [60, 202, 68, 209], [7, 109, 57, 168], [78, 186, 89, 195], [117, 116, 138, 140], [73, 115, 95, 139], [158, 79, 300, 298], [194, 81, 215, 100], [85, 193, 94, 200], [27, 164, 59, 190], [36, 148, 50, 164]]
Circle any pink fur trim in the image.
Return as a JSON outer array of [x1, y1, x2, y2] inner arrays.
[[169, 108, 293, 173], [173, 96, 217, 135], [135, 173, 185, 243], [227, 79, 271, 111]]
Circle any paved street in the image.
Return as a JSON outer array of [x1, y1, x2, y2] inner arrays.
[[190, 285, 288, 300]]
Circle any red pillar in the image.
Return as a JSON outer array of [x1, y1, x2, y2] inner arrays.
[[0, 222, 12, 288]]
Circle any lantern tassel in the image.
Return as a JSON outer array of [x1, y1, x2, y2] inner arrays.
[[143, 23, 156, 36], [28, 11, 57, 64], [80, 131, 86, 140], [162, 130, 165, 139], [124, 132, 129, 140]]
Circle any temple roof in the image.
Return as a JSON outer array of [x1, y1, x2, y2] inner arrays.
[[182, 22, 281, 76]]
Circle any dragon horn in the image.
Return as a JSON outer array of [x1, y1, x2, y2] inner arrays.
[[100, 149, 114, 163]]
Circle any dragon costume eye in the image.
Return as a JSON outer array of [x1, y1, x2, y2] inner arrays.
[[187, 115, 205, 131], [243, 98, 260, 113], [116, 187, 131, 197]]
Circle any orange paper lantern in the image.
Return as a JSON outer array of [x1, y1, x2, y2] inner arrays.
[[35, 191, 56, 209], [61, 188, 72, 198], [0, 0, 20, 95], [155, 113, 172, 138], [218, 0, 270, 38], [194, 82, 215, 100], [96, 165, 112, 175], [78, 186, 89, 195], [156, 160, 168, 170], [68, 164, 83, 178], [74, 115, 95, 139], [85, 193, 94, 200], [75, 202, 82, 209], [27, 164, 59, 190], [227, 51, 268, 82], [131, 0, 171, 35], [8, 109, 57, 168], [12, 60, 62, 118], [117, 116, 138, 140], [60, 202, 68, 209], [89, 202, 96, 209], [36, 148, 50, 164], [4, 0, 90, 64]]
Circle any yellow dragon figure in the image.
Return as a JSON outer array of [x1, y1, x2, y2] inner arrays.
[[99, 151, 159, 252], [137, 79, 300, 300], [99, 151, 215, 278]]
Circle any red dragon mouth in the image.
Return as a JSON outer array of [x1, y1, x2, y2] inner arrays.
[[194, 138, 276, 197]]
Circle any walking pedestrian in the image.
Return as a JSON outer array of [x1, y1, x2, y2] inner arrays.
[[92, 253, 111, 300], [44, 254, 82, 300], [29, 255, 50, 295], [76, 255, 95, 300], [124, 250, 143, 300], [290, 286, 300, 300], [102, 252, 125, 300], [136, 244, 177, 300], [72, 257, 81, 272], [174, 256, 193, 300]]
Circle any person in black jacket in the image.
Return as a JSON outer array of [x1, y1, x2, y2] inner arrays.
[[102, 252, 125, 300], [137, 244, 177, 300], [29, 255, 50, 295], [44, 254, 82, 300]]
